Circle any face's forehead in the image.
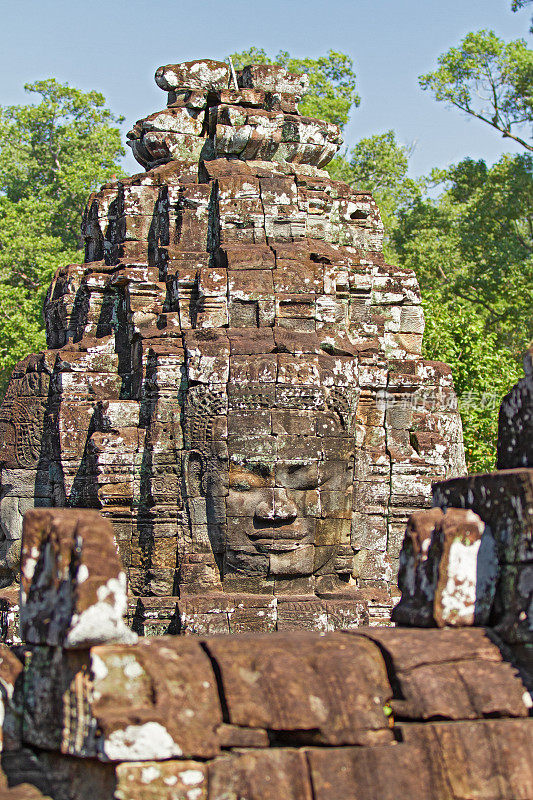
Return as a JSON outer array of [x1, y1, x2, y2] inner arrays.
[[183, 329, 359, 491], [184, 328, 358, 387], [185, 380, 357, 451]]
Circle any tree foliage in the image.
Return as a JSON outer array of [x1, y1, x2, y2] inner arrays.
[[393, 153, 533, 470], [0, 79, 125, 248], [412, 28, 533, 469], [0, 80, 125, 394], [421, 294, 523, 471], [419, 30, 533, 151], [394, 154, 533, 351], [228, 48, 360, 129]]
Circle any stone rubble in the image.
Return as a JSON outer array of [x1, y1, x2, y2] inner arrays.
[[19, 509, 135, 649], [393, 506, 499, 628], [392, 345, 532, 688], [394, 466, 532, 653], [0, 526, 530, 800]]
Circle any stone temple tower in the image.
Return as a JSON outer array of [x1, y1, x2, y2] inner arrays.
[[0, 59, 466, 634]]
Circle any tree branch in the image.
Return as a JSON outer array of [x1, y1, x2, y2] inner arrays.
[[450, 100, 533, 151]]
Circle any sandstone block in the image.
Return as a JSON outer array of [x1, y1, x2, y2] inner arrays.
[[0, 646, 23, 752], [208, 750, 312, 800], [204, 631, 393, 745], [497, 345, 533, 469], [237, 65, 310, 98], [20, 509, 135, 648], [0, 786, 51, 800], [308, 743, 433, 800], [433, 469, 533, 642], [350, 627, 531, 721], [400, 718, 533, 799], [23, 638, 222, 761], [431, 508, 498, 627], [393, 508, 499, 628], [155, 60, 230, 92]]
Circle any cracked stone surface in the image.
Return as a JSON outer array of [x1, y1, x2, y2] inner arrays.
[[5, 624, 532, 800]]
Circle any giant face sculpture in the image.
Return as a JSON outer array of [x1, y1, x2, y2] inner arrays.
[[0, 59, 467, 634], [182, 331, 359, 592]]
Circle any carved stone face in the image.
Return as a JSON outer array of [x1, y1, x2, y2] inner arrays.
[[182, 341, 358, 588], [225, 443, 354, 580]]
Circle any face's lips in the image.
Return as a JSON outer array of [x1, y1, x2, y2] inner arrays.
[[248, 518, 309, 548], [250, 538, 304, 552]]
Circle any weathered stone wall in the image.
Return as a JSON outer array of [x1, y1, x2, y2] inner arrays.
[[0, 507, 530, 800], [0, 621, 530, 800]]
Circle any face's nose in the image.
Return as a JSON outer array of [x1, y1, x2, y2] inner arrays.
[[255, 489, 297, 522]]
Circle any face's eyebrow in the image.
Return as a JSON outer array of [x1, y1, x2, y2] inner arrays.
[[231, 459, 274, 475], [277, 460, 318, 469]]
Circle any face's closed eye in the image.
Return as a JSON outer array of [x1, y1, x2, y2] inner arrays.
[[275, 461, 319, 490], [229, 462, 274, 491]]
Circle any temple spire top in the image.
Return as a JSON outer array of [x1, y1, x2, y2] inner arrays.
[[127, 59, 340, 170]]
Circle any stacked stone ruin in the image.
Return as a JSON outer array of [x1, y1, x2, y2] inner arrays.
[[0, 58, 530, 799], [0, 59, 466, 635], [390, 344, 533, 687]]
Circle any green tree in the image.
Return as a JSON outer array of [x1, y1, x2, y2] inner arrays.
[[0, 196, 80, 390], [410, 28, 533, 470], [394, 153, 533, 470], [0, 79, 125, 247], [0, 79, 125, 394], [228, 48, 360, 129], [422, 293, 523, 471], [419, 30, 533, 151], [395, 154, 533, 351]]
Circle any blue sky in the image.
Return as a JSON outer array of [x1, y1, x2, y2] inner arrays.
[[0, 0, 530, 177]]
